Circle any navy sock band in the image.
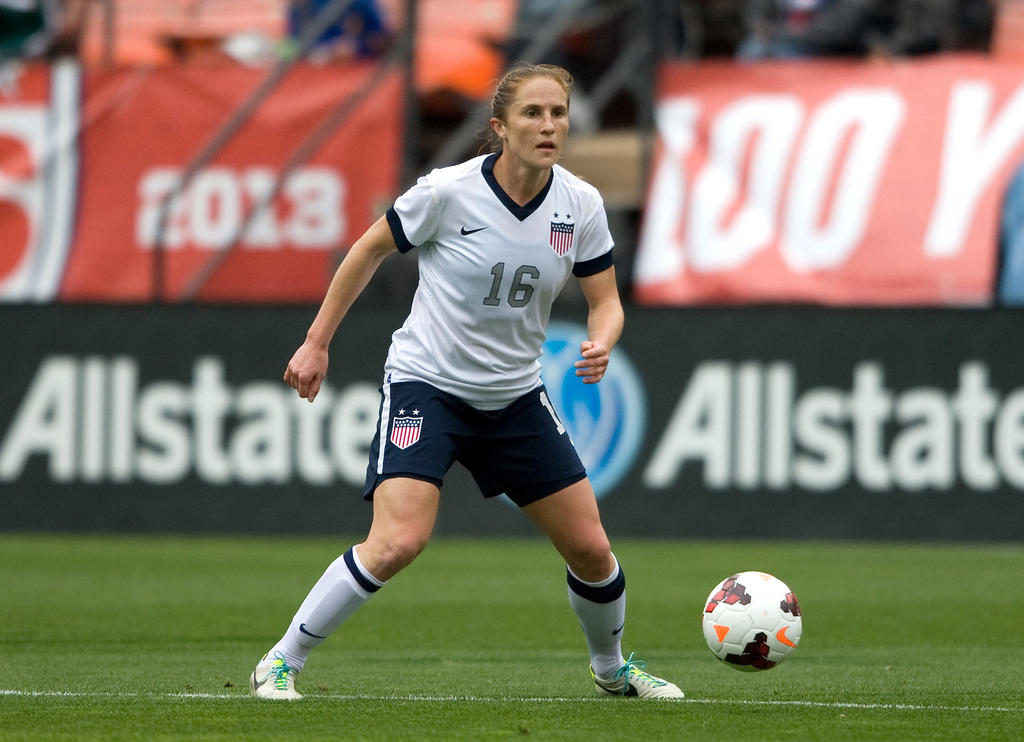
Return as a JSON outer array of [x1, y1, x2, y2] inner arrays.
[[566, 564, 625, 604], [344, 547, 382, 593]]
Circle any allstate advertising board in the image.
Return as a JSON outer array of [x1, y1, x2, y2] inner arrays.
[[1, 305, 1022, 540]]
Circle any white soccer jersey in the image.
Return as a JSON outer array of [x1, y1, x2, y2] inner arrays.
[[384, 152, 615, 409]]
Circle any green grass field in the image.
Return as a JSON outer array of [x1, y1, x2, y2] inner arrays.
[[1, 534, 1022, 741]]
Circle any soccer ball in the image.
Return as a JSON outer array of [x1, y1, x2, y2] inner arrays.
[[701, 571, 802, 671]]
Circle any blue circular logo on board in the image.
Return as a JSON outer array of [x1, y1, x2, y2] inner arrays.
[[540, 321, 647, 499]]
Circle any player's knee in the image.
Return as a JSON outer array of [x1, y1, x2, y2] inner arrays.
[[564, 536, 614, 582], [376, 531, 429, 573]]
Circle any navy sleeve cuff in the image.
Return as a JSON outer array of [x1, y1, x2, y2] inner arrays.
[[572, 248, 614, 277], [386, 207, 416, 253]]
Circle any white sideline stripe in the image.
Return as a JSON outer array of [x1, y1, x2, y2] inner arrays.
[[1, 689, 1021, 713]]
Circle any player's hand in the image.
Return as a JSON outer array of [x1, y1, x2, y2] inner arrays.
[[575, 340, 611, 384], [284, 341, 329, 402]]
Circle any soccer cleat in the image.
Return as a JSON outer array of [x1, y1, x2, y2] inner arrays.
[[250, 651, 302, 700], [591, 652, 684, 699]]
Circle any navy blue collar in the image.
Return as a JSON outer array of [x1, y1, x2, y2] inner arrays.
[[482, 152, 553, 222]]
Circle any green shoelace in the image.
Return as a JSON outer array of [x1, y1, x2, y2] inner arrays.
[[613, 652, 668, 690], [269, 652, 296, 690]]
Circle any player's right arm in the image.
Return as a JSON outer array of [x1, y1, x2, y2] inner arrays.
[[284, 215, 398, 401]]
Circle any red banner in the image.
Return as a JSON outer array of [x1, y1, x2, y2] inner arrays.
[[0, 61, 402, 302], [0, 62, 79, 301], [634, 55, 1024, 306]]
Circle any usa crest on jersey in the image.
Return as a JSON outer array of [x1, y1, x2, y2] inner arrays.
[[390, 415, 423, 449], [550, 213, 575, 256]]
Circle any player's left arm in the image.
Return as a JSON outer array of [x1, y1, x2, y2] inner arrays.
[[575, 265, 624, 384]]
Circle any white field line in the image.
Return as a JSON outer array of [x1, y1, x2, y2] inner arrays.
[[1, 689, 1021, 714]]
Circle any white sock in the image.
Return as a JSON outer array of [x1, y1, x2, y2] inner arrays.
[[566, 555, 626, 679], [269, 545, 384, 671]]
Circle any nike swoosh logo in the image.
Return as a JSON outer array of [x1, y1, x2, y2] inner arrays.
[[299, 623, 327, 639], [460, 226, 488, 236], [776, 625, 797, 648], [612, 622, 625, 636], [251, 670, 268, 692]]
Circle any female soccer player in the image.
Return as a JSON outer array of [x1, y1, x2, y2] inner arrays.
[[250, 63, 682, 701]]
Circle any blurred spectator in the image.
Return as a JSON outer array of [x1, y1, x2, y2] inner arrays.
[[996, 159, 1024, 305], [957, 0, 996, 52], [737, 0, 875, 59], [736, 0, 980, 60], [0, 0, 82, 61], [505, 0, 581, 64], [284, 0, 392, 63], [688, 0, 746, 58], [991, 0, 1024, 59], [1, 0, 54, 60], [864, 0, 960, 58], [505, 0, 645, 133]]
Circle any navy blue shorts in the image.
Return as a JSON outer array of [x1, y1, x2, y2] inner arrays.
[[362, 380, 587, 507]]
